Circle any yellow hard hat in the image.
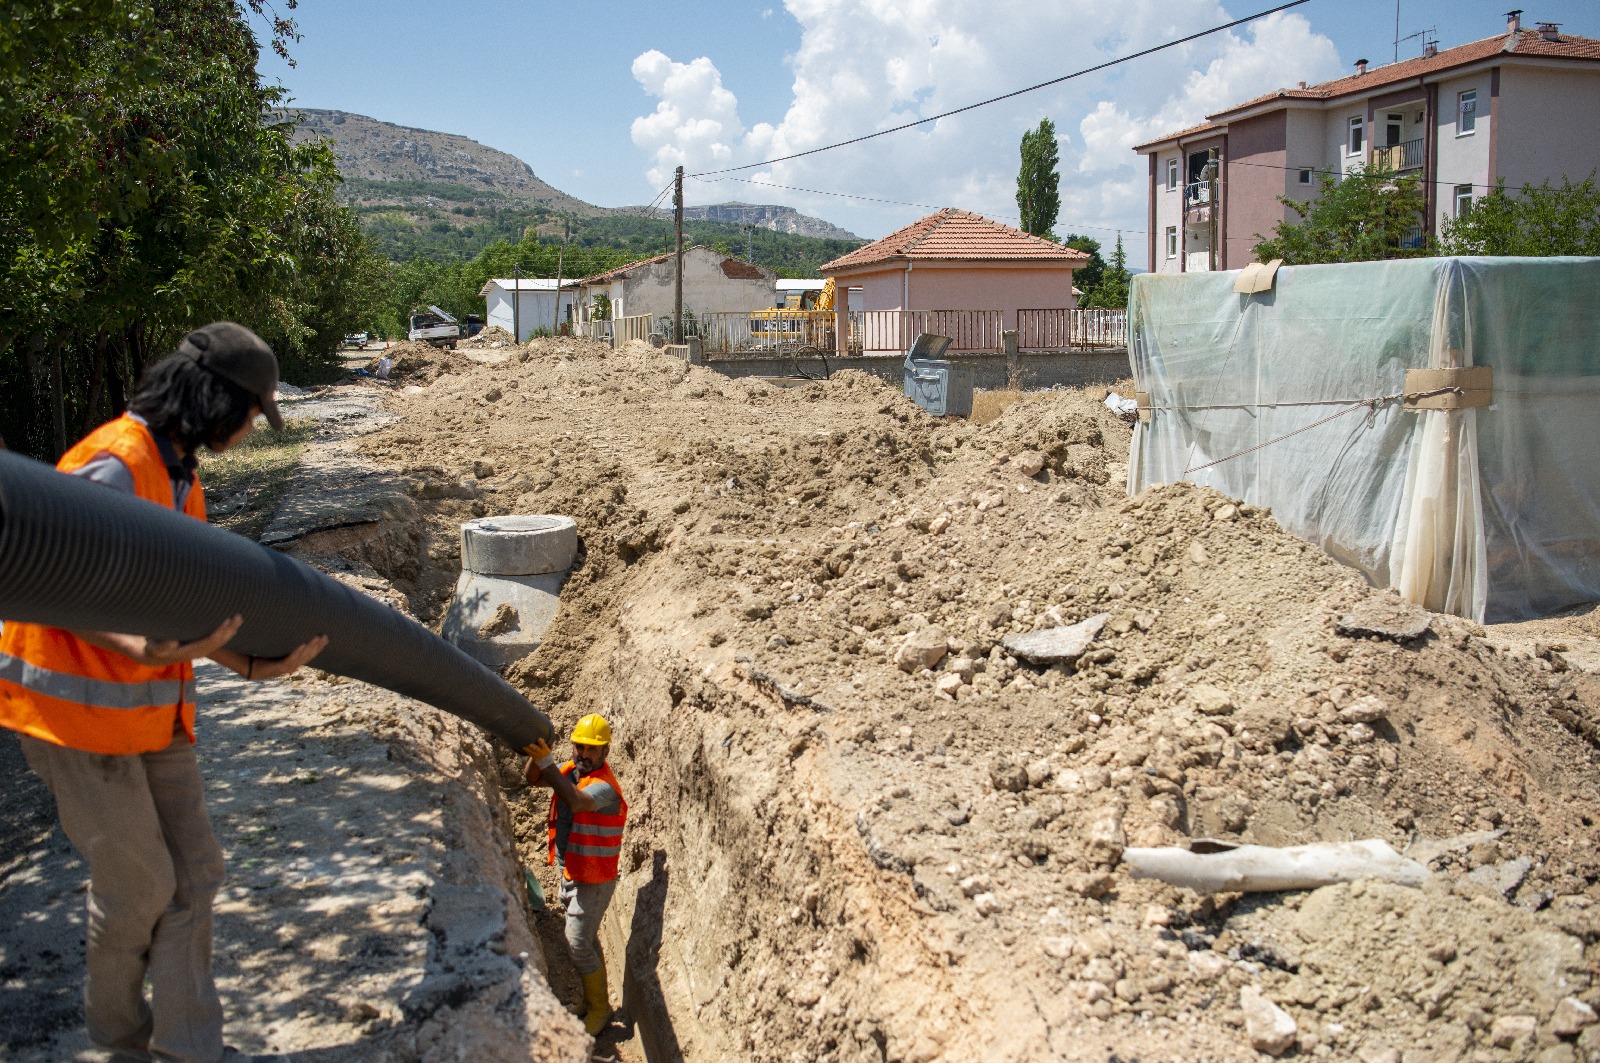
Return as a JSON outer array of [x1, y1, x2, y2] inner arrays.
[[570, 713, 611, 746]]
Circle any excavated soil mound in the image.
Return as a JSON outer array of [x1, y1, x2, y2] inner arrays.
[[357, 337, 1600, 1062], [461, 325, 517, 349]]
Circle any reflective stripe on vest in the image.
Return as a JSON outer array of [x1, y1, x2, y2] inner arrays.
[[546, 761, 627, 884], [0, 416, 204, 755], [0, 651, 185, 710]]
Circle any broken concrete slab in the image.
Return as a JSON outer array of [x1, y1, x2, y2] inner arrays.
[[259, 467, 417, 548], [1336, 598, 1432, 642], [1002, 613, 1109, 665], [1467, 856, 1533, 899]]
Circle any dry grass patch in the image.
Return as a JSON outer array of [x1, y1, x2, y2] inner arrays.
[[970, 388, 1049, 424], [199, 418, 315, 540]]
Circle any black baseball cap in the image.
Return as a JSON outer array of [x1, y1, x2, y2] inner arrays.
[[177, 322, 284, 429]]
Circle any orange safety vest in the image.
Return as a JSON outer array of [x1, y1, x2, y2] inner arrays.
[[0, 415, 208, 755], [547, 761, 627, 883]]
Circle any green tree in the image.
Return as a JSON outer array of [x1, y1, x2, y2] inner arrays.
[[1080, 233, 1130, 309], [1061, 233, 1104, 293], [1016, 118, 1061, 240], [1437, 174, 1600, 256], [0, 0, 380, 458], [1252, 163, 1428, 265]]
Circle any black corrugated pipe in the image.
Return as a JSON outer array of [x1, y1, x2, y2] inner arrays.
[[0, 450, 554, 751]]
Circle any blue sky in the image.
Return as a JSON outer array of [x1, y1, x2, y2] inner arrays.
[[258, 0, 1595, 266]]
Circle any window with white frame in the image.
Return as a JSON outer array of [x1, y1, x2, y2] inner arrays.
[[1166, 157, 1179, 190], [1165, 226, 1177, 258], [1298, 168, 1314, 185], [1458, 90, 1477, 134], [1347, 116, 1365, 156], [1455, 183, 1474, 216]]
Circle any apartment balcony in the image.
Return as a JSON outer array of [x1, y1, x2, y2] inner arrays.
[[1184, 180, 1213, 223], [1372, 138, 1424, 172]]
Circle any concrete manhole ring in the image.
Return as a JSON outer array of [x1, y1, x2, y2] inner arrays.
[[459, 514, 578, 576]]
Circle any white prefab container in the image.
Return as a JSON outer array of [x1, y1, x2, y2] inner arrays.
[[1128, 256, 1600, 622]]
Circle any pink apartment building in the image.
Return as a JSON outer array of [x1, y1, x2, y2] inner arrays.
[[1135, 12, 1600, 273]]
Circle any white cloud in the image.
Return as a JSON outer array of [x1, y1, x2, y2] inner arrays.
[[630, 51, 745, 191], [629, 1, 1344, 262]]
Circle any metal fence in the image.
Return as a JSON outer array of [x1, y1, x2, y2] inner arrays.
[[583, 313, 663, 346], [1374, 138, 1424, 171], [689, 309, 1003, 356], [1016, 308, 1127, 351], [640, 307, 1118, 356], [848, 310, 1004, 356], [615, 313, 652, 346], [689, 310, 838, 355]]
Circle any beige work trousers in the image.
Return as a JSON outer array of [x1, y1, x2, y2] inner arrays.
[[20, 728, 226, 1063]]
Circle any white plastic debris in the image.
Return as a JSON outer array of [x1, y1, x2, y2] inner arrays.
[[1122, 839, 1427, 893], [1103, 393, 1139, 416]]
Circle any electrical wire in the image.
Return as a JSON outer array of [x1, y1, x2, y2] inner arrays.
[[1215, 155, 1529, 193], [689, 0, 1313, 177], [690, 173, 1148, 237]]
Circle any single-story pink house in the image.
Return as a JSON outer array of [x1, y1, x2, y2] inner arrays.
[[818, 209, 1090, 352]]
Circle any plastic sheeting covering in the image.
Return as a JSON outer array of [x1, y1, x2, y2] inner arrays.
[[1128, 256, 1600, 623]]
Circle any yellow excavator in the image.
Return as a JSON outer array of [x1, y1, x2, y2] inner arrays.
[[747, 278, 836, 354]]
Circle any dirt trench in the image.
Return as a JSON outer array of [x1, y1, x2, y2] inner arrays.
[[346, 337, 1600, 1062]]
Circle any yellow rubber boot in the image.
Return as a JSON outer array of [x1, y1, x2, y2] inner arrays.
[[580, 967, 613, 1035]]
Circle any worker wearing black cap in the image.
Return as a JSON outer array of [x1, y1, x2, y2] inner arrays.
[[0, 322, 326, 1063]]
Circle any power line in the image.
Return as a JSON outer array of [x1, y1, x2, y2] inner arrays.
[[689, 0, 1313, 178], [692, 173, 1147, 236], [1221, 156, 1531, 193]]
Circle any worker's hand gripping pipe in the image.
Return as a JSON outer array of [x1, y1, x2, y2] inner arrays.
[[0, 450, 554, 752]]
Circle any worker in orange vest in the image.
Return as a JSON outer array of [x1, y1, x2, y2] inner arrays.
[[0, 322, 327, 1063], [525, 713, 628, 1036]]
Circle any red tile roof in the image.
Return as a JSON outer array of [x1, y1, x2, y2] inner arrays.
[[1136, 29, 1600, 151], [819, 209, 1090, 273]]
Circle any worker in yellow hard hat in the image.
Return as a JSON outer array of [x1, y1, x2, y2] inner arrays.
[[525, 713, 627, 1036]]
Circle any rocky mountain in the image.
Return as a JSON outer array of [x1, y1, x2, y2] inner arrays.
[[287, 110, 859, 238], [286, 108, 607, 217], [673, 202, 859, 241]]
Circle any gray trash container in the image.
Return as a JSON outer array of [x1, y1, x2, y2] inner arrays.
[[903, 333, 972, 417]]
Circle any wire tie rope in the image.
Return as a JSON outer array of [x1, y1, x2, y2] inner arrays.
[[1175, 386, 1465, 475]]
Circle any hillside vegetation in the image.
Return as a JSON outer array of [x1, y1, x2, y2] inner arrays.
[[290, 108, 863, 279]]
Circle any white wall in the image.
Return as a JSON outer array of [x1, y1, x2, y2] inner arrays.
[[486, 289, 512, 336], [1151, 149, 1186, 276], [614, 248, 777, 322], [1432, 71, 1494, 233], [483, 285, 578, 342], [1329, 104, 1368, 177]]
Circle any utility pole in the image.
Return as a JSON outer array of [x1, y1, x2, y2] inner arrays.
[[553, 238, 565, 335], [673, 166, 684, 343], [744, 224, 755, 264], [512, 261, 520, 342]]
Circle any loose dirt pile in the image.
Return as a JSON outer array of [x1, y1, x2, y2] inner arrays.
[[354, 337, 1600, 1062], [461, 325, 517, 349]]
